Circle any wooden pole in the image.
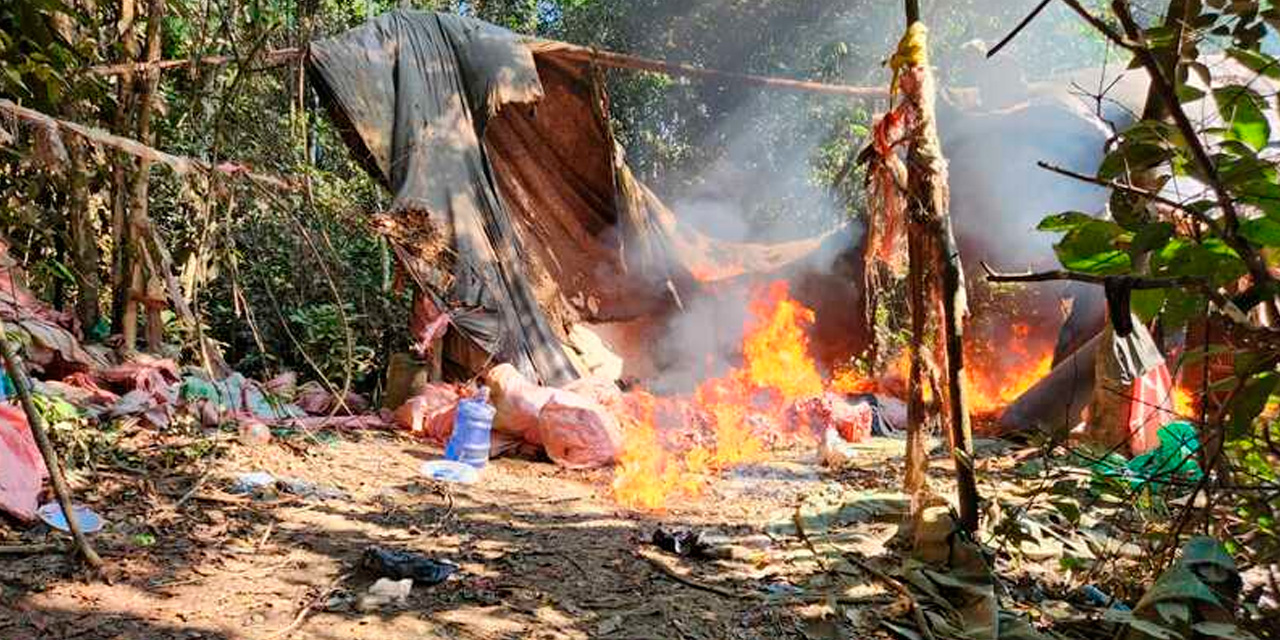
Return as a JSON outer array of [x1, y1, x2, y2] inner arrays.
[[85, 40, 889, 100], [902, 0, 979, 532], [0, 318, 103, 569], [527, 40, 889, 99], [0, 100, 299, 191]]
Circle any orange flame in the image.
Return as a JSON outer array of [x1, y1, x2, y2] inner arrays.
[[612, 282, 821, 510], [742, 281, 825, 401], [1173, 386, 1196, 417], [610, 281, 1060, 510], [963, 354, 1053, 416]]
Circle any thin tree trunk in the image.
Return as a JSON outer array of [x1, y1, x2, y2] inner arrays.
[[905, 229, 929, 495], [67, 135, 101, 332], [0, 318, 103, 569], [110, 0, 139, 335], [902, 0, 979, 531], [121, 0, 164, 353]]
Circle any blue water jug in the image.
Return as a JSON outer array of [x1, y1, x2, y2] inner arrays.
[[445, 387, 496, 469]]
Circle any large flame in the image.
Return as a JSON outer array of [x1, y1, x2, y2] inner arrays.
[[742, 281, 825, 401], [963, 323, 1053, 417], [610, 281, 1058, 510], [612, 282, 821, 510]]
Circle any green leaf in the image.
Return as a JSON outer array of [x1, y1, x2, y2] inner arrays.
[[1136, 564, 1222, 610], [1132, 288, 1167, 322], [1037, 211, 1096, 232], [1192, 622, 1259, 640], [1214, 85, 1270, 151], [1161, 289, 1207, 331], [1240, 217, 1280, 246], [1054, 219, 1131, 274], [1228, 372, 1278, 435], [1126, 618, 1182, 640], [1226, 46, 1280, 80], [1177, 84, 1206, 103], [1132, 222, 1176, 254], [1099, 142, 1175, 180], [1154, 601, 1190, 625], [1154, 238, 1247, 285]]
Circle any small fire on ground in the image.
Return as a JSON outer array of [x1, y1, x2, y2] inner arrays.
[[611, 280, 1055, 511]]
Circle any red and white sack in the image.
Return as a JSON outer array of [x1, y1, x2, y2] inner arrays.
[[393, 383, 461, 444], [486, 364, 556, 445], [562, 376, 623, 409], [538, 390, 623, 469]]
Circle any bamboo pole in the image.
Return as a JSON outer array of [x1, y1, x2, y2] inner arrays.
[[84, 39, 888, 100], [527, 40, 889, 99], [0, 318, 103, 569], [0, 100, 299, 192]]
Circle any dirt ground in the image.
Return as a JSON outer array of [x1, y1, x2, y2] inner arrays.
[[0, 429, 936, 640]]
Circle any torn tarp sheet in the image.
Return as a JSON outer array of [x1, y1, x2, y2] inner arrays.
[[0, 404, 48, 522], [308, 11, 836, 385]]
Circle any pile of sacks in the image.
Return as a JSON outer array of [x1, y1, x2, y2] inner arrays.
[[392, 364, 623, 469]]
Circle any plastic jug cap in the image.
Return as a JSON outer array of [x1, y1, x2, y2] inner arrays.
[[474, 385, 490, 403]]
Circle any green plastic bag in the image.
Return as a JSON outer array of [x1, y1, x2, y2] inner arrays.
[[1126, 421, 1202, 490], [1088, 421, 1202, 491]]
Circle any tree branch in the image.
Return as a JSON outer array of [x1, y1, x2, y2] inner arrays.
[[1036, 161, 1226, 236], [0, 318, 103, 570], [981, 261, 1207, 290], [0, 99, 299, 192], [1059, 0, 1276, 295], [987, 0, 1053, 59]]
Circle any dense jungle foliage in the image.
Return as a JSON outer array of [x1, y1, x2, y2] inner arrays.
[[0, 0, 1100, 390]]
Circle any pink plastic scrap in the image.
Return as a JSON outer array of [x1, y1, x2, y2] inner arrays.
[[0, 404, 49, 522]]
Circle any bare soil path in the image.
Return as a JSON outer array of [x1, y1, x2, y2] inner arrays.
[[0, 431, 916, 640]]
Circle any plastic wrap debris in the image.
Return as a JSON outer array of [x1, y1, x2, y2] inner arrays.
[[393, 383, 461, 443], [538, 389, 623, 469], [361, 546, 457, 584], [263, 371, 298, 398], [36, 502, 104, 533], [650, 528, 747, 560], [229, 471, 349, 501], [0, 404, 48, 522], [652, 528, 713, 558], [106, 386, 177, 429], [565, 324, 624, 381], [1079, 584, 1129, 610], [789, 393, 872, 443], [238, 419, 272, 445], [1088, 421, 1202, 491], [420, 459, 479, 484], [562, 375, 624, 408], [1119, 536, 1244, 640], [294, 381, 369, 415], [179, 374, 306, 425], [819, 426, 858, 468], [358, 577, 413, 611], [98, 354, 180, 393], [0, 238, 100, 375], [1088, 315, 1174, 456], [230, 471, 277, 494], [872, 395, 907, 433], [486, 364, 555, 445], [35, 375, 119, 408]]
